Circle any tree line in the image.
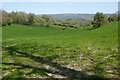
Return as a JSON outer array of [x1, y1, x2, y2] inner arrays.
[[0, 10, 91, 28], [0, 10, 54, 27], [92, 12, 119, 29], [0, 10, 119, 29]]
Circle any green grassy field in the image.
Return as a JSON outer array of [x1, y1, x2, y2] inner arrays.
[[2, 21, 119, 79]]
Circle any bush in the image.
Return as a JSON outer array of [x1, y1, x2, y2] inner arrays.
[[46, 23, 50, 27], [108, 14, 118, 22], [92, 12, 108, 29], [2, 17, 13, 26]]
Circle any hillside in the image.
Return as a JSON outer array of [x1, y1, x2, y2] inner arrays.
[[48, 13, 111, 21], [2, 22, 118, 79], [2, 22, 118, 47]]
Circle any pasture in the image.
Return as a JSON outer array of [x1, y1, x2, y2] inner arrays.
[[2, 21, 118, 79]]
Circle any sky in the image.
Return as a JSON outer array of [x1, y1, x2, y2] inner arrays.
[[0, 0, 119, 2], [2, 2, 118, 14]]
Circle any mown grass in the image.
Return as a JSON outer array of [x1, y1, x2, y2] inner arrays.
[[1, 21, 119, 79]]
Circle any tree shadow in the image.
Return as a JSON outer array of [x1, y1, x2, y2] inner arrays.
[[85, 28, 93, 30], [2, 63, 59, 79], [85, 27, 98, 30], [2, 46, 111, 80]]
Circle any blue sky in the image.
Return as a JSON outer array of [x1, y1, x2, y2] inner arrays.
[[2, 2, 118, 14], [1, 0, 119, 2]]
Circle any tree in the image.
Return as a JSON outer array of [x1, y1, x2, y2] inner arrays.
[[1, 10, 56, 27], [2, 10, 8, 17], [108, 14, 118, 22], [2, 17, 13, 26], [28, 13, 34, 25], [0, 10, 2, 26], [92, 12, 107, 29], [118, 16, 120, 21], [41, 14, 54, 27], [8, 11, 18, 23], [41, 14, 54, 23], [8, 11, 29, 25], [34, 16, 44, 26]]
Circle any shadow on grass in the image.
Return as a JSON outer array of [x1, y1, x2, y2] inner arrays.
[[85, 27, 98, 30], [2, 46, 112, 80]]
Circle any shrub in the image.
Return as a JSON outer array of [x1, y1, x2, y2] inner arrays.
[[92, 12, 108, 29], [2, 17, 13, 26]]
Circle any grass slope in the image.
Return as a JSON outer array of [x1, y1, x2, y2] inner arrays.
[[2, 22, 118, 79]]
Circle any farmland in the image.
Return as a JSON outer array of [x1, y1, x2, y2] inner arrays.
[[1, 21, 119, 79]]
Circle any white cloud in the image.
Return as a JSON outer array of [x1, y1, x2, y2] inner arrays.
[[0, 0, 119, 2]]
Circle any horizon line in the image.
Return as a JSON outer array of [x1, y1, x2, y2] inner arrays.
[[1, 9, 117, 15]]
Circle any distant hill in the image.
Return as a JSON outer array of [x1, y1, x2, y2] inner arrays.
[[48, 14, 94, 21], [48, 13, 112, 21]]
